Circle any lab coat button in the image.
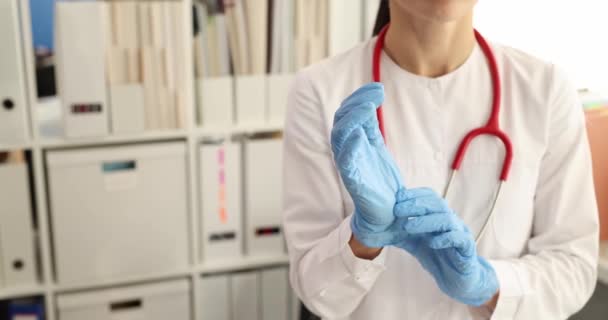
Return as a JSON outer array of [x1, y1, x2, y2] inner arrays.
[[320, 289, 327, 297]]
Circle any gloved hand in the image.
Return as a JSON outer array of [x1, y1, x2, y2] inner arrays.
[[330, 83, 405, 248], [394, 188, 499, 306]]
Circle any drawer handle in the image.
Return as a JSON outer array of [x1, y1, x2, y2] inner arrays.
[[12, 259, 24, 270], [110, 299, 142, 311], [255, 226, 281, 237], [2, 98, 15, 110], [209, 231, 236, 242], [102, 160, 137, 173]]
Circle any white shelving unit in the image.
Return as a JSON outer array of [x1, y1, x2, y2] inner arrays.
[[0, 285, 46, 301], [2, 1, 606, 319], [0, 1, 292, 319]]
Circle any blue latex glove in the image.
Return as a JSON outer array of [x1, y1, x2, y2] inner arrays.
[[330, 83, 406, 248], [394, 188, 499, 306]]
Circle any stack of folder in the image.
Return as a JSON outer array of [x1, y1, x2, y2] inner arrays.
[[0, 0, 32, 143], [55, 1, 187, 138], [194, 0, 366, 129], [0, 151, 37, 290]]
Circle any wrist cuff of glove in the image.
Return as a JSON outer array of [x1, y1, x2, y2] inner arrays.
[[464, 257, 500, 307], [350, 213, 389, 248]]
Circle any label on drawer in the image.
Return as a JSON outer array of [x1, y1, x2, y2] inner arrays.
[[15, 316, 37, 320], [104, 171, 137, 191]]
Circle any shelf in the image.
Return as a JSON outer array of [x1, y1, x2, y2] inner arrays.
[[0, 285, 45, 301], [38, 130, 189, 150], [197, 122, 284, 138], [0, 140, 33, 152], [231, 122, 284, 135], [33, 97, 190, 149], [52, 268, 192, 294], [200, 255, 290, 275]]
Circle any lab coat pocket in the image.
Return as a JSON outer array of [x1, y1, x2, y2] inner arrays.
[[485, 162, 539, 257], [449, 159, 539, 258]]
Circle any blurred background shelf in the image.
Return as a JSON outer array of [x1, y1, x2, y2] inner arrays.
[[0, 141, 32, 152], [200, 255, 289, 275], [196, 122, 284, 138], [51, 268, 192, 294], [37, 130, 189, 150], [34, 97, 189, 149], [0, 285, 45, 301]]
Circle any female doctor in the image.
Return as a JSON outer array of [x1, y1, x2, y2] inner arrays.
[[282, 0, 599, 319]]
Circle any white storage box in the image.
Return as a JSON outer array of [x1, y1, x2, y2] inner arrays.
[[0, 162, 37, 288], [199, 274, 230, 319], [199, 142, 243, 262], [57, 279, 191, 320], [235, 75, 266, 127], [47, 142, 189, 285], [231, 271, 259, 320], [267, 74, 294, 125], [109, 84, 145, 135], [244, 139, 285, 256], [197, 76, 234, 129]]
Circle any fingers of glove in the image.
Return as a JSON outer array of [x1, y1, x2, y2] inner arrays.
[[334, 83, 384, 125], [335, 127, 369, 177], [396, 187, 438, 203], [331, 102, 376, 155], [427, 230, 476, 257], [360, 114, 384, 147], [403, 212, 463, 234], [394, 192, 451, 219]]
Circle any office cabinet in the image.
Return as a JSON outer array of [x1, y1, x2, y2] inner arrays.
[[0, 162, 37, 288], [261, 267, 289, 320], [0, 0, 30, 143], [199, 142, 243, 262], [47, 142, 189, 285], [199, 269, 293, 320], [199, 274, 230, 319], [57, 279, 191, 320], [244, 139, 285, 256], [231, 271, 259, 320]]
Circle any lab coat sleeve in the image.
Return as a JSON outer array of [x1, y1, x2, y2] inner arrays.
[[488, 66, 599, 319], [283, 72, 388, 318]]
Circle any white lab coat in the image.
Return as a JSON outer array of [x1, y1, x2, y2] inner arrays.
[[282, 38, 599, 320]]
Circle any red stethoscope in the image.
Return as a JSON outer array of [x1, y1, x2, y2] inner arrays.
[[373, 25, 513, 242]]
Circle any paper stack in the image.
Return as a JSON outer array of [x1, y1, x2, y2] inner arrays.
[[55, 1, 187, 138]]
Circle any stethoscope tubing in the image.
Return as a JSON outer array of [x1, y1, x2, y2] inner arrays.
[[372, 24, 512, 243]]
